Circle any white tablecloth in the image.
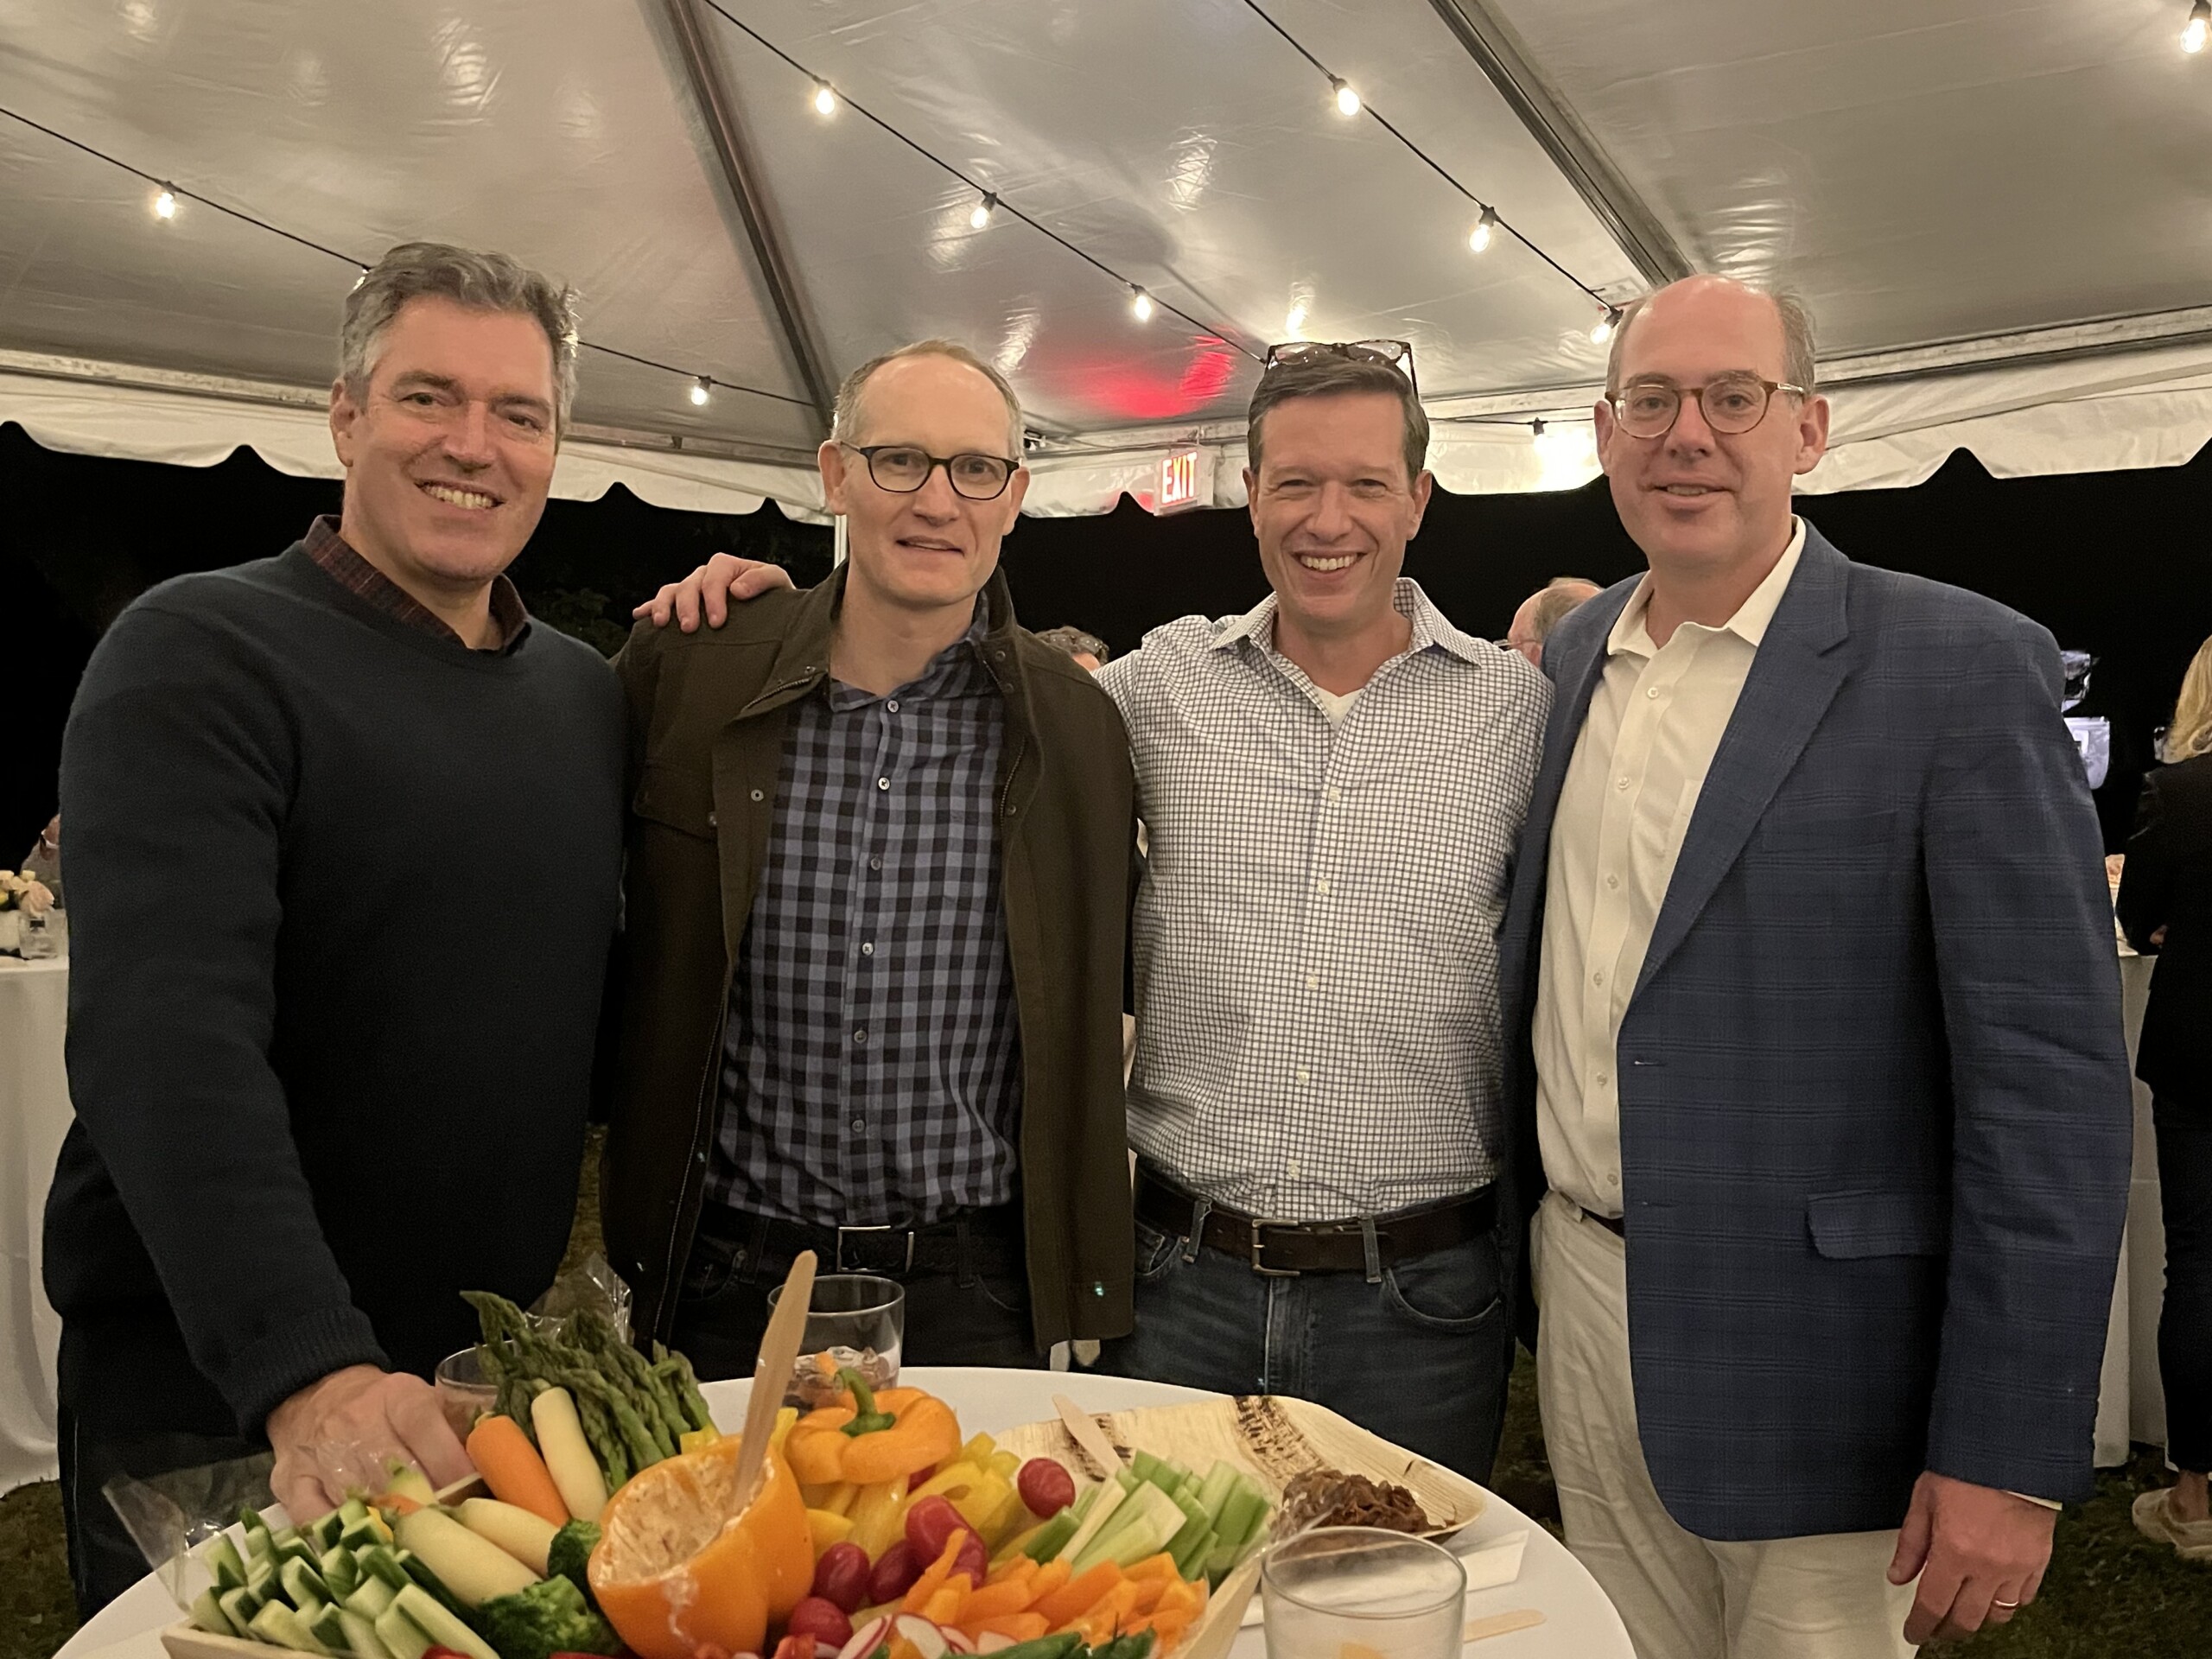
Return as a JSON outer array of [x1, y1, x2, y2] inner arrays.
[[60, 1366, 1631, 1659], [0, 957, 70, 1494], [2095, 953, 2168, 1465]]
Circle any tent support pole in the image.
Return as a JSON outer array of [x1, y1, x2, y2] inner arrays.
[[1425, 0, 1693, 291], [661, 0, 838, 433]]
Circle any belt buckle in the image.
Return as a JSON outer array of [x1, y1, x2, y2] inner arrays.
[[1248, 1217, 1301, 1277], [834, 1224, 915, 1274]]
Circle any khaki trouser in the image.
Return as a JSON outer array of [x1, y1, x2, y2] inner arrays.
[[1532, 1192, 1916, 1659]]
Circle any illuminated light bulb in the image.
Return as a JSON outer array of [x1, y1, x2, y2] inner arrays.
[[1531, 418, 1547, 441], [1590, 305, 1622, 345], [969, 192, 996, 230], [2188, 1, 2210, 52], [153, 185, 177, 219], [1332, 78, 1360, 117], [1130, 287, 1154, 322], [1469, 206, 1497, 253], [811, 80, 836, 115], [690, 377, 712, 407], [1285, 302, 1308, 338]]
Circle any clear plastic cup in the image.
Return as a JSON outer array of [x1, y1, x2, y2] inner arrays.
[[766, 1273, 906, 1409], [1262, 1528, 1467, 1659], [434, 1346, 499, 1440]]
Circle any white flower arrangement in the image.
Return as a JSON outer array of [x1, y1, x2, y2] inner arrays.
[[0, 870, 55, 916]]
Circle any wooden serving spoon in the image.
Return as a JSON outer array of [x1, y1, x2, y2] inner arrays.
[[729, 1249, 817, 1508], [1051, 1392, 1127, 1479]]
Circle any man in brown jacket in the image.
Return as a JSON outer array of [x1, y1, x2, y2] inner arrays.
[[601, 340, 1135, 1373]]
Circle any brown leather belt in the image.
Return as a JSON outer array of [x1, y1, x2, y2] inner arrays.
[[1135, 1163, 1497, 1276]]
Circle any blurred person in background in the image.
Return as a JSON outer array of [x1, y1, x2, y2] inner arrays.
[[1035, 625, 1109, 671], [2118, 632, 2212, 1558], [1505, 576, 1602, 667], [22, 813, 61, 904]]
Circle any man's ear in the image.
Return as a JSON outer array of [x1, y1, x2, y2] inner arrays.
[[819, 438, 852, 515], [329, 378, 360, 469], [1793, 393, 1833, 477], [1243, 467, 1260, 537]]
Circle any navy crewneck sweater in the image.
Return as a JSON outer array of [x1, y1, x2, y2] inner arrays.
[[47, 543, 624, 1435]]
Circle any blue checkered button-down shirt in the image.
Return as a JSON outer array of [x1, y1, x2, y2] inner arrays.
[[706, 604, 1021, 1228]]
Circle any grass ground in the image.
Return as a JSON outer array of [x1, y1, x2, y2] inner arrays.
[[4, 1135, 2206, 1658]]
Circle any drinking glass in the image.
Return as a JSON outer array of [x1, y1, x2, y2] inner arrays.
[[766, 1273, 906, 1408], [433, 1346, 499, 1441], [1262, 1528, 1466, 1659]]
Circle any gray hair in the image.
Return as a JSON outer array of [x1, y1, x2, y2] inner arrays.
[[340, 242, 580, 430], [1528, 576, 1601, 643], [1034, 625, 1109, 664], [1248, 352, 1428, 487], [1605, 282, 1818, 398], [833, 339, 1026, 457]]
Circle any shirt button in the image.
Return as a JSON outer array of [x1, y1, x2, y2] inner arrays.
[[1605, 873, 1620, 889], [1313, 878, 1331, 895], [1607, 1173, 1621, 1188], [749, 788, 764, 802], [1296, 1066, 1311, 1084], [887, 699, 899, 712], [1596, 1071, 1611, 1087], [869, 856, 883, 871], [707, 812, 718, 829], [1592, 969, 1605, 986], [851, 1117, 867, 1132], [1616, 777, 1630, 791], [861, 942, 874, 957], [877, 777, 891, 791], [1646, 686, 1662, 699], [1306, 974, 1319, 990], [853, 1029, 868, 1045]]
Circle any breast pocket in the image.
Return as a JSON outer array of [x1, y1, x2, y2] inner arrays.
[[632, 760, 718, 842], [1805, 1189, 1948, 1259], [1752, 804, 1904, 855]]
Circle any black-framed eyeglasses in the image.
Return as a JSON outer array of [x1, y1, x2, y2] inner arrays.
[[1610, 373, 1808, 439], [840, 442, 1021, 500], [1263, 339, 1417, 393]]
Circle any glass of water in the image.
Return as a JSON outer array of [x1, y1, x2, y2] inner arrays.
[[1262, 1528, 1466, 1659], [767, 1273, 905, 1409]]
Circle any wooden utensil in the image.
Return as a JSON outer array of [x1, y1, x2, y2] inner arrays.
[[729, 1249, 816, 1507], [1463, 1609, 1546, 1643], [1051, 1391, 1126, 1478]]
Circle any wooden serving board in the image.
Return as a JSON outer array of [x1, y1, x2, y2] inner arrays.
[[995, 1393, 1487, 1535]]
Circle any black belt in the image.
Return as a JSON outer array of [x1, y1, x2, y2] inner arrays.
[[695, 1202, 1023, 1276], [1578, 1205, 1626, 1239], [1135, 1164, 1496, 1276]]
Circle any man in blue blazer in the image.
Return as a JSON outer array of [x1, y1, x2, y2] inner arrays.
[[1502, 276, 2132, 1656]]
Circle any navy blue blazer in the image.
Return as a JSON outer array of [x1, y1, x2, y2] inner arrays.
[[1499, 524, 2132, 1540]]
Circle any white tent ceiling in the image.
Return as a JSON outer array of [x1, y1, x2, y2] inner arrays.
[[3, 0, 2209, 517]]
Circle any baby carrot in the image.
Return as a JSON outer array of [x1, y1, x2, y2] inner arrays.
[[466, 1413, 569, 1526]]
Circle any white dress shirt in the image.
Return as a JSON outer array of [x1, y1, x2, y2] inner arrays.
[[1097, 580, 1549, 1221], [1534, 521, 1806, 1218]]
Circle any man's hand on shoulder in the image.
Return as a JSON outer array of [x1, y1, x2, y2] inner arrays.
[[265, 1363, 472, 1522], [1888, 1471, 2056, 1642], [632, 554, 795, 632]]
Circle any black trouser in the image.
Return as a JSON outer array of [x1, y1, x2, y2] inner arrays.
[[671, 1202, 1042, 1380], [2156, 1098, 2212, 1475]]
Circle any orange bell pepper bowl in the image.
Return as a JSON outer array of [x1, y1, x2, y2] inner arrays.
[[588, 1433, 815, 1659]]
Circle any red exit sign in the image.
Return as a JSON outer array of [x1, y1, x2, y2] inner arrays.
[[1158, 448, 1203, 511]]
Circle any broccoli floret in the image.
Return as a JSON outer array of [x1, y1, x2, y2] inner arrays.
[[476, 1576, 620, 1659], [545, 1519, 602, 1605]]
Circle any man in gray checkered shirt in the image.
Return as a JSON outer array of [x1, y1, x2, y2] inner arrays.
[[649, 346, 1548, 1478]]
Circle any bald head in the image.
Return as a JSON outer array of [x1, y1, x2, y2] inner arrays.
[[1508, 576, 1603, 665]]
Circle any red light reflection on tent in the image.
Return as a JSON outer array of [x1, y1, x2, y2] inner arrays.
[[1082, 340, 1238, 422]]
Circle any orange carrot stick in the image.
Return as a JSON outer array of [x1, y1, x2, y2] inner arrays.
[[466, 1414, 569, 1526]]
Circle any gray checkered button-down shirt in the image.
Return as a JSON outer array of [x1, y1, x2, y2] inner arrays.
[[708, 605, 1020, 1229], [1096, 580, 1549, 1223]]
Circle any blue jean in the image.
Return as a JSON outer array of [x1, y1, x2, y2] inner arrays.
[[1100, 1210, 1515, 1483]]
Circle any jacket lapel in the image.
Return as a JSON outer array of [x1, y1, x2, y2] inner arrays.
[[1631, 528, 1854, 998]]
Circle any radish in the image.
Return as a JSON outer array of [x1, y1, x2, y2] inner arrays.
[[835, 1615, 894, 1659], [895, 1617, 950, 1659], [976, 1638, 1015, 1655], [940, 1632, 975, 1655]]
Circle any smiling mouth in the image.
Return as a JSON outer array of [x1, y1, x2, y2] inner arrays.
[[419, 481, 500, 511], [898, 537, 963, 553], [1656, 484, 1723, 497], [1295, 553, 1357, 572]]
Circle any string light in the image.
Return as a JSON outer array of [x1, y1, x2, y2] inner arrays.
[[969, 192, 996, 230], [1468, 205, 1497, 254], [1590, 305, 1623, 346], [1530, 418, 1546, 441], [2187, 1, 2209, 53], [1330, 77, 1360, 117], [811, 79, 836, 115], [152, 183, 176, 219], [1130, 286, 1154, 322], [690, 376, 713, 407], [1284, 301, 1308, 338]]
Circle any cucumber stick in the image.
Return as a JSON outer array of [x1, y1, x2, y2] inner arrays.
[[371, 1606, 432, 1659], [188, 1588, 238, 1638], [345, 1576, 397, 1619], [1052, 1477, 1129, 1563], [1072, 1482, 1187, 1573], [334, 1607, 396, 1659], [249, 1601, 336, 1657], [392, 1585, 499, 1659]]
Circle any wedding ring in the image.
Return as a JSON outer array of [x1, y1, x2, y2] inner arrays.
[[1992, 1599, 2020, 1611]]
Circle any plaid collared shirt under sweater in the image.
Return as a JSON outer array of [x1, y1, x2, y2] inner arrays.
[[1096, 579, 1550, 1223], [708, 602, 1021, 1229]]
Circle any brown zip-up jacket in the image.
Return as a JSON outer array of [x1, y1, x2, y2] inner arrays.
[[598, 567, 1137, 1350]]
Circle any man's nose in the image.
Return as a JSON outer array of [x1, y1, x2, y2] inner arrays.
[[910, 462, 961, 519], [1664, 392, 1718, 456], [1307, 480, 1356, 536], [443, 403, 497, 467]]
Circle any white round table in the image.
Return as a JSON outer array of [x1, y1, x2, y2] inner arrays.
[[61, 1367, 1630, 1659], [0, 956, 71, 1493]]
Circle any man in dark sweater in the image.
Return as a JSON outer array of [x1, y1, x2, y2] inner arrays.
[[46, 244, 623, 1613]]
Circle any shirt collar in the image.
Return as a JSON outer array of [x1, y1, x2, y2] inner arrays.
[[303, 515, 530, 653], [1608, 516, 1807, 659], [1210, 578, 1486, 666], [826, 594, 995, 709]]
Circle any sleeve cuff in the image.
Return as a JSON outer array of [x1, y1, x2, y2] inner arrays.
[[2007, 1491, 2064, 1511], [218, 1304, 391, 1437]]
